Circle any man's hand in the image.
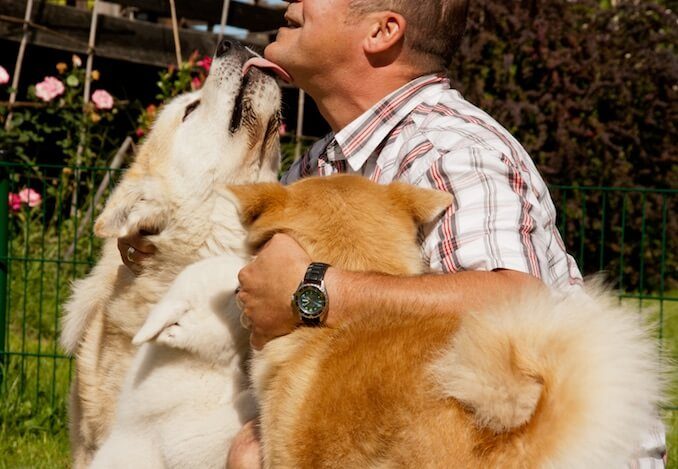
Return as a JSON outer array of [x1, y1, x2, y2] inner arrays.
[[236, 233, 310, 350], [117, 231, 157, 275]]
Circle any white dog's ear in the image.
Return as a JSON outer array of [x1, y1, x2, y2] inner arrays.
[[388, 183, 454, 225], [227, 182, 287, 226], [94, 179, 143, 238], [132, 299, 189, 345], [94, 177, 168, 239]]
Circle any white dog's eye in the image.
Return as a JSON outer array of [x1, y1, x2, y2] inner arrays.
[[182, 100, 200, 122]]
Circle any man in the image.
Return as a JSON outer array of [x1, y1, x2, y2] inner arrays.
[[121, 1, 665, 468]]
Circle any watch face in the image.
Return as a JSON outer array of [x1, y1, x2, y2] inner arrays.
[[297, 285, 327, 317]]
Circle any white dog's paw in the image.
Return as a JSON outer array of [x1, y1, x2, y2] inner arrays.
[[133, 255, 248, 362], [133, 298, 189, 345]]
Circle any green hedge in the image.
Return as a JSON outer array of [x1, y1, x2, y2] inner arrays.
[[450, 0, 677, 289]]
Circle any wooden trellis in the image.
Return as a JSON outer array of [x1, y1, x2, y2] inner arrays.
[[2, 0, 310, 161]]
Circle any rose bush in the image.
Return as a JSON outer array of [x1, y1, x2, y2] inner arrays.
[[0, 57, 123, 168], [34, 77, 65, 102], [91, 89, 114, 110], [17, 188, 42, 207], [0, 65, 9, 85]]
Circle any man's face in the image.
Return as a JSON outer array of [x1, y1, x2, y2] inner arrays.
[[264, 0, 365, 87]]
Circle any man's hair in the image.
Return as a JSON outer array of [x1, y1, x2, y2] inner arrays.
[[350, 0, 469, 70]]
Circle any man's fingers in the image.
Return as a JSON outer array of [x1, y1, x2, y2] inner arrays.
[[121, 231, 157, 255], [227, 419, 262, 469], [250, 333, 266, 351], [250, 329, 276, 351], [117, 232, 157, 274]]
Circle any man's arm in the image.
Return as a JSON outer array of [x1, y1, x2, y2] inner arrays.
[[236, 233, 544, 350]]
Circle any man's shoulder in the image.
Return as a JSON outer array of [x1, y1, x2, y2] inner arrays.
[[405, 89, 528, 161]]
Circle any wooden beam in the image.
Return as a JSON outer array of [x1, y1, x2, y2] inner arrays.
[[113, 0, 285, 32], [0, 0, 273, 68]]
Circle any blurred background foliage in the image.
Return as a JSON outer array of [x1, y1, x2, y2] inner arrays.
[[450, 0, 677, 290]]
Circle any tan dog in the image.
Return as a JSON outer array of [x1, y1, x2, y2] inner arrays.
[[60, 42, 282, 468], [228, 174, 665, 468]]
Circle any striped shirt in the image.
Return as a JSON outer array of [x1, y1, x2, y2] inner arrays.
[[282, 74, 583, 291]]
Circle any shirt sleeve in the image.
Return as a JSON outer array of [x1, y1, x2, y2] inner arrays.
[[418, 147, 548, 278]]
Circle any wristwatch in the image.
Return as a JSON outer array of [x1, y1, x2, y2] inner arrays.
[[292, 262, 330, 326]]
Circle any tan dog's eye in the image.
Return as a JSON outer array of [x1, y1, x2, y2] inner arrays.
[[182, 100, 200, 122]]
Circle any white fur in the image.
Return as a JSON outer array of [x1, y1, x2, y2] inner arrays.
[[430, 283, 667, 467], [90, 255, 256, 469], [61, 50, 281, 468], [60, 53, 281, 355]]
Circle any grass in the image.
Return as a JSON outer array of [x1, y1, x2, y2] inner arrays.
[[0, 359, 70, 469]]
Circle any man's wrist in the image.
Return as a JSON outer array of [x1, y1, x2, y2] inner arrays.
[[323, 267, 344, 328], [292, 262, 331, 326]]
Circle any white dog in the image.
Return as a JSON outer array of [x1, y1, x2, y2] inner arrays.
[[89, 255, 255, 469], [61, 39, 284, 467]]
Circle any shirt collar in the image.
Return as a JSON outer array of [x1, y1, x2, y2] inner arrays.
[[328, 74, 450, 171]]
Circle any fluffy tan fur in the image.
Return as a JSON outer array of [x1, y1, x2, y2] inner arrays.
[[230, 174, 667, 469], [61, 52, 281, 468]]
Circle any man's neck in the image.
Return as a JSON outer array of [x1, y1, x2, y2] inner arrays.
[[307, 69, 419, 133]]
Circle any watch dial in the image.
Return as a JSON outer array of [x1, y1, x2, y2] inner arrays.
[[299, 286, 326, 316]]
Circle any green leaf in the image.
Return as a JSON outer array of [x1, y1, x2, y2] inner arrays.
[[66, 75, 80, 87]]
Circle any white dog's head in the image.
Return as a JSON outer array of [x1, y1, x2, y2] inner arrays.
[[95, 41, 283, 239], [132, 255, 248, 365]]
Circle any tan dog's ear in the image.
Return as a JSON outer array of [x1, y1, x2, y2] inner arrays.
[[388, 183, 454, 225], [227, 183, 287, 226]]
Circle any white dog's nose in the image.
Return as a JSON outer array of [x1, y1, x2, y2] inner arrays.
[[216, 39, 234, 57]]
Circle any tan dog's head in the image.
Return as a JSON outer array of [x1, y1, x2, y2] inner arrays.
[[95, 41, 282, 239], [228, 175, 453, 275]]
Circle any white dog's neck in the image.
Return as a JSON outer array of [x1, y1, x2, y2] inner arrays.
[[198, 189, 249, 260], [149, 188, 248, 265]]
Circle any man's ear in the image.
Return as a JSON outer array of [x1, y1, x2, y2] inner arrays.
[[227, 183, 287, 226], [388, 182, 454, 225], [362, 12, 406, 59]]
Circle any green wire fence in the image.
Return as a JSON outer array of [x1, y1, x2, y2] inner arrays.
[[0, 162, 676, 417]]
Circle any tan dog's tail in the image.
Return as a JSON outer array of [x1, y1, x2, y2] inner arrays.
[[429, 281, 667, 467]]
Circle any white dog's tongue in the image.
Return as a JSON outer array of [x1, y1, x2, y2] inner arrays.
[[242, 57, 293, 83]]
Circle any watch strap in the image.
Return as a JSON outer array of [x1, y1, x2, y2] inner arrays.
[[303, 315, 323, 327], [304, 262, 330, 285]]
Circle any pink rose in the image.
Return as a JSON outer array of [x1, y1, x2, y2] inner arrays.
[[135, 127, 145, 138], [0, 66, 10, 85], [8, 193, 21, 212], [91, 89, 114, 110], [279, 122, 287, 136], [191, 76, 203, 90], [35, 76, 65, 102], [18, 188, 42, 207], [198, 56, 212, 72]]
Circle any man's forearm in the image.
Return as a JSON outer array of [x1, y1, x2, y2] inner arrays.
[[323, 268, 544, 327]]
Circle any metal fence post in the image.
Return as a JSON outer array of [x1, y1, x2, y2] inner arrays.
[[0, 160, 9, 388]]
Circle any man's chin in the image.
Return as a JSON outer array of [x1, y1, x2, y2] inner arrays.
[[263, 43, 293, 77]]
